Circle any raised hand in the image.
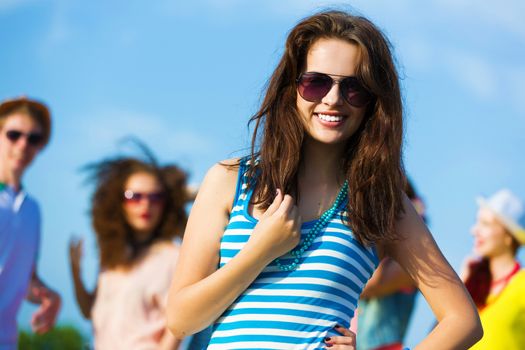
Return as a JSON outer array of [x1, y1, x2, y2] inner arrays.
[[68, 236, 96, 319], [247, 189, 302, 263], [69, 236, 84, 274]]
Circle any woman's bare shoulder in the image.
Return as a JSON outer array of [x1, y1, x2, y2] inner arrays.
[[203, 158, 241, 192], [207, 158, 241, 178], [196, 158, 243, 213]]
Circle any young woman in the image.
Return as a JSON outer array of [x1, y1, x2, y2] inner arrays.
[[464, 189, 525, 350], [69, 153, 190, 350], [167, 10, 482, 349]]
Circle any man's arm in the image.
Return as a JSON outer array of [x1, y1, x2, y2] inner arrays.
[[27, 269, 61, 334]]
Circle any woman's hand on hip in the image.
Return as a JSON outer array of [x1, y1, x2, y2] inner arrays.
[[324, 324, 356, 349]]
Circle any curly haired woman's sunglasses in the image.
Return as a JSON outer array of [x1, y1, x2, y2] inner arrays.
[[123, 190, 165, 204], [296, 72, 373, 108], [4, 130, 44, 146]]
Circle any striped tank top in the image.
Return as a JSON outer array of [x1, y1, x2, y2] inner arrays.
[[207, 159, 379, 349]]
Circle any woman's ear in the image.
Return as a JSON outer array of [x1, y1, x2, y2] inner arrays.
[[503, 231, 514, 249]]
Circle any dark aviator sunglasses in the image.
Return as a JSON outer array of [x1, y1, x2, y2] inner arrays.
[[123, 190, 165, 204], [296, 72, 373, 108], [5, 130, 44, 146]]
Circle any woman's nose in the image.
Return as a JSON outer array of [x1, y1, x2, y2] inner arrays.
[[321, 83, 344, 106]]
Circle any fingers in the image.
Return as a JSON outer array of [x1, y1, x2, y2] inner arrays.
[[31, 312, 56, 334], [262, 189, 283, 218], [324, 337, 355, 349], [275, 194, 297, 218], [69, 236, 84, 250], [324, 325, 356, 349], [334, 324, 354, 337], [262, 190, 301, 224], [31, 304, 58, 334], [68, 236, 84, 266]]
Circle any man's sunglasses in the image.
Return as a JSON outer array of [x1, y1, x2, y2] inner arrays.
[[4, 130, 44, 146], [123, 190, 165, 204], [296, 72, 373, 108]]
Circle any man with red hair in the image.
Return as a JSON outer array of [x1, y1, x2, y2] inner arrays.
[[0, 97, 61, 350]]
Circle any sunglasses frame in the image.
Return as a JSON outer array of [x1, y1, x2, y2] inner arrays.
[[123, 190, 166, 204], [296, 72, 373, 108], [4, 129, 44, 146]]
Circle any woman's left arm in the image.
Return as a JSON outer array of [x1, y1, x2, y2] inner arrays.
[[385, 194, 482, 350]]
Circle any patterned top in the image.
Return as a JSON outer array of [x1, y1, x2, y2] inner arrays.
[[207, 159, 379, 350]]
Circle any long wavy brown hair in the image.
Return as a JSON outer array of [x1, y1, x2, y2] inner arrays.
[[84, 154, 188, 269], [245, 10, 405, 244]]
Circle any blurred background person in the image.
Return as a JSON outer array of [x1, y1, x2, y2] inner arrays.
[[463, 189, 525, 350], [68, 143, 191, 350], [0, 97, 61, 350], [356, 179, 426, 350]]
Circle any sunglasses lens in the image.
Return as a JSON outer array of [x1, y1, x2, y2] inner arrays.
[[27, 133, 44, 145], [124, 190, 141, 202], [5, 130, 43, 146], [148, 193, 165, 203], [5, 130, 22, 142], [298, 73, 372, 107], [297, 73, 333, 102], [124, 190, 165, 204], [341, 78, 372, 108]]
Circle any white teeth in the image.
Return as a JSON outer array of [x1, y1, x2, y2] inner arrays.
[[317, 113, 343, 122]]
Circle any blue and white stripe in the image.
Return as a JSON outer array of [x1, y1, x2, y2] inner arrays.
[[208, 159, 379, 349]]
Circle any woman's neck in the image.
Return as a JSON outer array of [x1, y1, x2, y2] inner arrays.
[[299, 138, 345, 185], [489, 253, 518, 281]]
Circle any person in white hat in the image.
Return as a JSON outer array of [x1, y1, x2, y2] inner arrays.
[[0, 97, 61, 349], [463, 188, 525, 350]]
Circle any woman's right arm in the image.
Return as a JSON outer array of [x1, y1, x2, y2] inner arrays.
[[167, 161, 301, 339], [68, 237, 96, 319]]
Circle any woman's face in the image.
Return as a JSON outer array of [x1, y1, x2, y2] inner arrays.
[[471, 207, 514, 258], [122, 171, 165, 242], [296, 38, 368, 147]]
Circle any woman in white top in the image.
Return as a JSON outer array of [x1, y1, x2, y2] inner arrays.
[[69, 146, 191, 350]]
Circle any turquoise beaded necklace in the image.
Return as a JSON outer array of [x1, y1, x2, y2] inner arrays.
[[275, 181, 349, 271]]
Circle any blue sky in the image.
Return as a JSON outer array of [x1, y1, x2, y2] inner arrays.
[[2, 0, 524, 347]]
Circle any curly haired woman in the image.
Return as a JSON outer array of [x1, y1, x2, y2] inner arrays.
[[69, 151, 190, 350]]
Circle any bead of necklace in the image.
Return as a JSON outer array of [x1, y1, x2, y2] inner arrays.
[[275, 181, 349, 271]]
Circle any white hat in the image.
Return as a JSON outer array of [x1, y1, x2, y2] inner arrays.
[[477, 189, 525, 245]]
